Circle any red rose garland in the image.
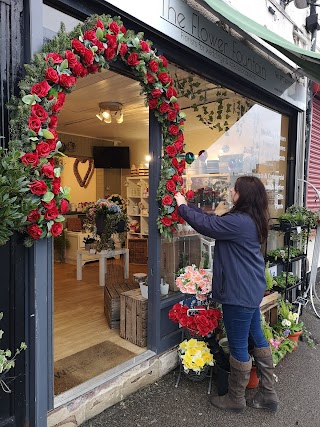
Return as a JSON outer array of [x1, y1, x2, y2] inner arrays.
[[20, 14, 193, 243]]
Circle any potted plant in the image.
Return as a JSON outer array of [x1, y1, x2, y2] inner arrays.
[[84, 198, 128, 252], [266, 246, 303, 263], [265, 262, 274, 294], [273, 299, 304, 350], [178, 338, 214, 381], [272, 271, 299, 290], [0, 312, 27, 393], [278, 205, 319, 229]]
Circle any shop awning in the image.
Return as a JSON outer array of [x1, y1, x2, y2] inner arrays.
[[202, 0, 320, 83]]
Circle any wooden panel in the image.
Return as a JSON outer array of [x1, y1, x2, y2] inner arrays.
[[104, 281, 138, 329]]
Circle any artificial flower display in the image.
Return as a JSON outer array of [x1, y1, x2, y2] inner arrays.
[[8, 13, 189, 246], [169, 303, 222, 337], [178, 339, 214, 374], [175, 264, 212, 299]]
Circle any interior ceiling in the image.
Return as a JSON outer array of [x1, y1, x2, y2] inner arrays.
[[56, 64, 242, 143]]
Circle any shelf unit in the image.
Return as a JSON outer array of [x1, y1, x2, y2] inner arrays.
[[126, 176, 149, 237], [266, 221, 310, 303]]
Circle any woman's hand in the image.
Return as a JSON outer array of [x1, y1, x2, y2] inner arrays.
[[174, 192, 187, 207]]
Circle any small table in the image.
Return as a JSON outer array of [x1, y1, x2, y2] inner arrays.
[[76, 248, 129, 287]]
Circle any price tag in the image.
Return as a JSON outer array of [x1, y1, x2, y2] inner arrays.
[[296, 226, 302, 234]]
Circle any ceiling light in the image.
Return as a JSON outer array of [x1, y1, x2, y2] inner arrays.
[[96, 102, 124, 124]]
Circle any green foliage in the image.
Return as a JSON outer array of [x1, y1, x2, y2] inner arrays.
[[266, 246, 303, 262], [0, 312, 27, 392], [0, 148, 37, 246], [272, 272, 299, 289], [278, 205, 319, 228], [265, 262, 274, 291]]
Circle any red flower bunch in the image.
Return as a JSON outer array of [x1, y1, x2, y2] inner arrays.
[[169, 303, 222, 337], [15, 14, 187, 244]]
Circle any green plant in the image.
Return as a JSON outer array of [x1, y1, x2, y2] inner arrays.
[[201, 250, 210, 269], [279, 205, 319, 228], [265, 262, 274, 291], [0, 313, 27, 393], [274, 299, 303, 335], [272, 272, 299, 289], [266, 246, 303, 262]]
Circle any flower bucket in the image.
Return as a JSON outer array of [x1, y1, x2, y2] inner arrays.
[[246, 366, 259, 389], [288, 330, 302, 351], [215, 365, 230, 396], [218, 337, 230, 355], [95, 213, 105, 235], [183, 364, 211, 382], [139, 283, 148, 299]]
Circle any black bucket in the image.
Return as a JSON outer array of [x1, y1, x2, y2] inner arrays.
[[215, 365, 230, 396]]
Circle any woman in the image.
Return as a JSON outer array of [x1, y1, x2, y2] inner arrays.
[[174, 176, 279, 413]]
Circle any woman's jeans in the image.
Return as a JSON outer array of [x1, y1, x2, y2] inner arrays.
[[222, 304, 269, 362]]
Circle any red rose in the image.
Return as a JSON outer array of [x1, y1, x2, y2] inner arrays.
[[149, 60, 159, 73], [146, 72, 155, 84], [94, 20, 104, 30], [119, 43, 128, 57], [42, 199, 56, 209], [186, 190, 194, 200], [140, 40, 150, 52], [27, 224, 43, 240], [21, 152, 39, 167], [165, 145, 177, 157], [95, 40, 105, 52], [52, 177, 61, 194], [82, 48, 94, 66], [71, 62, 86, 77], [158, 102, 170, 113], [72, 39, 86, 56], [50, 222, 63, 237], [60, 199, 69, 214], [106, 34, 117, 49], [83, 30, 98, 44], [171, 211, 179, 221], [127, 53, 140, 67], [52, 92, 66, 113], [172, 102, 180, 112], [87, 64, 100, 74], [48, 158, 55, 167], [174, 140, 184, 152], [36, 142, 51, 157], [166, 180, 176, 193], [31, 104, 48, 123], [176, 133, 184, 142], [45, 67, 59, 84], [120, 25, 126, 34], [168, 125, 179, 136], [172, 158, 179, 169], [194, 315, 212, 336], [45, 53, 63, 64], [162, 195, 173, 206], [161, 216, 172, 227], [166, 87, 177, 99], [109, 21, 120, 34], [178, 216, 185, 224], [44, 207, 59, 220], [148, 98, 158, 109], [172, 174, 180, 183], [30, 180, 47, 196], [40, 163, 54, 178], [27, 209, 40, 223], [49, 115, 58, 128], [151, 89, 162, 98], [158, 72, 170, 85], [167, 110, 177, 122], [105, 47, 116, 61], [59, 74, 76, 89], [28, 116, 42, 134], [65, 50, 78, 68], [30, 80, 51, 98], [159, 55, 168, 67]]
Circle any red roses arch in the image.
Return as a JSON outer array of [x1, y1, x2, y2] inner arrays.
[[13, 13, 190, 245]]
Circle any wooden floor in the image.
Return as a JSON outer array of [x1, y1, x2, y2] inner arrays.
[[54, 260, 148, 362]]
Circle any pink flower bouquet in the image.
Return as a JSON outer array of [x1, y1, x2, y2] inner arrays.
[[175, 264, 212, 300]]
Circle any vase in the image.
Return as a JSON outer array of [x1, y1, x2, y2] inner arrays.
[[218, 337, 230, 355], [139, 282, 148, 299], [95, 213, 105, 236], [288, 330, 302, 351], [246, 366, 259, 389]]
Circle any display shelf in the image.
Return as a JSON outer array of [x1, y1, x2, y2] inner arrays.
[[126, 176, 149, 237]]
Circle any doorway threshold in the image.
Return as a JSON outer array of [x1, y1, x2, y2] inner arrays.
[[54, 349, 155, 408]]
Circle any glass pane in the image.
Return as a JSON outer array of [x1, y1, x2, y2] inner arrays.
[[161, 63, 289, 292]]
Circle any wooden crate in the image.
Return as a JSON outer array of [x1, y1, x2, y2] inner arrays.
[[104, 280, 138, 329], [128, 238, 148, 264], [120, 288, 148, 347], [260, 291, 279, 325]]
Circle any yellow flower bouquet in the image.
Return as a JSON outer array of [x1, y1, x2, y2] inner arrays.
[[178, 339, 214, 379]]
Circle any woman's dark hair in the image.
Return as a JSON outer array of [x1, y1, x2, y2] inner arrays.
[[230, 176, 270, 243]]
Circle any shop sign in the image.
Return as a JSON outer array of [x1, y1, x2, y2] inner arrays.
[[106, 0, 306, 109]]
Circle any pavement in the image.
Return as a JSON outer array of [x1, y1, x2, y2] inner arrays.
[[83, 304, 320, 427]]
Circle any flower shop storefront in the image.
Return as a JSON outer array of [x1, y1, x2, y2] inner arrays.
[[1, 0, 313, 425]]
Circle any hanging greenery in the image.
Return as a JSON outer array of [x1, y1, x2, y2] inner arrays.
[[4, 13, 194, 247]]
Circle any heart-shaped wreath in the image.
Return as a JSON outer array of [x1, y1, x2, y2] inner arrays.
[[73, 158, 94, 188]]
